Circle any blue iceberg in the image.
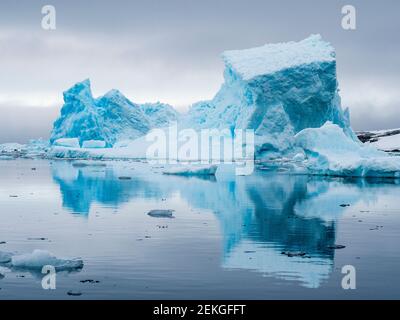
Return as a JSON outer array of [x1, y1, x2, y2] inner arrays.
[[50, 79, 177, 147], [182, 34, 355, 158]]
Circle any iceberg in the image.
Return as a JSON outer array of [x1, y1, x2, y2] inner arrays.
[[50, 79, 177, 147], [182, 34, 354, 158]]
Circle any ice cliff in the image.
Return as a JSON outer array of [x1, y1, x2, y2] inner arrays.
[[50, 79, 178, 147]]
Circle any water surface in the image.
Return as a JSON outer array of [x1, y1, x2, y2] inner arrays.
[[1, 159, 400, 299]]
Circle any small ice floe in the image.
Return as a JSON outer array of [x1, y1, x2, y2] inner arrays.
[[147, 209, 175, 218], [162, 164, 218, 176], [10, 249, 83, 271]]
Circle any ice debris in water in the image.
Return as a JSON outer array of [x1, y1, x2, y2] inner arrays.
[[162, 164, 218, 176], [9, 250, 83, 271]]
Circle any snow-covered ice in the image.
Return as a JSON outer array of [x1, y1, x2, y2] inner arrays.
[[222, 34, 336, 80], [357, 128, 400, 152]]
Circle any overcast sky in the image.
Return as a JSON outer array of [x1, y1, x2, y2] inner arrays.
[[0, 0, 399, 143]]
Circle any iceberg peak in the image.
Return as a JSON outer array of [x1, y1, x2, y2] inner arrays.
[[222, 34, 335, 80], [63, 78, 93, 102]]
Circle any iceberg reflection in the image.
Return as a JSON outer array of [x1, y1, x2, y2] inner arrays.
[[51, 161, 399, 288]]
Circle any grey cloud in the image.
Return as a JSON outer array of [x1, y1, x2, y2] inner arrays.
[[0, 105, 59, 143], [0, 0, 399, 143]]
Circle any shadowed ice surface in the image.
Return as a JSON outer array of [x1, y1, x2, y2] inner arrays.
[[1, 159, 400, 299]]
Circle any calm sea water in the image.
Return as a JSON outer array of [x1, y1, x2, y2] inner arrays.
[[1, 159, 400, 299]]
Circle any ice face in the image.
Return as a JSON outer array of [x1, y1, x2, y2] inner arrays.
[[50, 80, 177, 147]]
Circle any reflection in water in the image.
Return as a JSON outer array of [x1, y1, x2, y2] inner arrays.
[[50, 161, 399, 288]]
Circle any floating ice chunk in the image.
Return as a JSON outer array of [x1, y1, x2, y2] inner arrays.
[[82, 140, 106, 149], [162, 164, 218, 176], [54, 138, 80, 148], [11, 249, 83, 271], [147, 209, 175, 218], [295, 122, 400, 178]]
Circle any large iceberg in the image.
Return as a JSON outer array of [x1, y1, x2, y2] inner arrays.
[[182, 34, 354, 157], [33, 35, 400, 177], [50, 79, 178, 147]]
